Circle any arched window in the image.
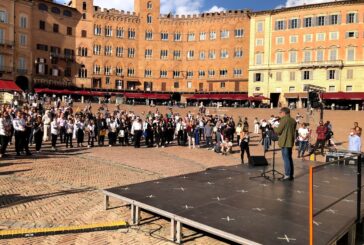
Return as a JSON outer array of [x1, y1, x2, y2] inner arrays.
[[51, 7, 60, 14], [147, 14, 152, 24], [63, 10, 72, 17], [38, 3, 48, 11], [82, 2, 87, 11], [147, 1, 152, 10]]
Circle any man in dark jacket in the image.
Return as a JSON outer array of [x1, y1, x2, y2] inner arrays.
[[311, 121, 327, 156], [274, 107, 297, 181]]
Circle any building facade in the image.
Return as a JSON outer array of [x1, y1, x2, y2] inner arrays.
[[249, 0, 364, 107], [1, 0, 251, 93], [72, 0, 250, 93], [0, 0, 81, 91]]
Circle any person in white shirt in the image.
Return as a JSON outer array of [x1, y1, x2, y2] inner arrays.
[[131, 117, 143, 148], [50, 117, 59, 151], [58, 114, 66, 144], [254, 117, 260, 134], [42, 110, 51, 141], [65, 118, 74, 148], [75, 117, 85, 147], [297, 123, 310, 159], [0, 111, 12, 157], [13, 111, 31, 156], [87, 119, 96, 147]]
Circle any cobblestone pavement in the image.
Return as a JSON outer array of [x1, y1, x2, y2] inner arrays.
[[0, 106, 361, 244]]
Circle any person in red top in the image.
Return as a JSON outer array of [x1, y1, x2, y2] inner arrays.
[[310, 121, 328, 156]]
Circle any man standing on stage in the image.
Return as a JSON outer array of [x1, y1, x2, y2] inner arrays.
[[274, 107, 297, 181]]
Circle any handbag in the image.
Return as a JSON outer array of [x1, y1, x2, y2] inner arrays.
[[100, 129, 106, 136]]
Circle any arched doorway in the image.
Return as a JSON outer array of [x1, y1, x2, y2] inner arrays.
[[15, 76, 29, 91]]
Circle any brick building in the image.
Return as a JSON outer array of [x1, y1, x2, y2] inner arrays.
[[1, 0, 251, 95], [249, 0, 364, 107], [0, 0, 81, 91], [72, 0, 250, 95]]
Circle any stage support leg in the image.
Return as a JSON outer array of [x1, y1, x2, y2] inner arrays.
[[176, 221, 182, 244], [131, 204, 135, 225], [104, 195, 109, 210], [348, 224, 356, 245], [135, 206, 140, 225], [171, 218, 176, 242]]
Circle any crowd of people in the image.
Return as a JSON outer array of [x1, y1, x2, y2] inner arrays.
[[0, 93, 362, 168]]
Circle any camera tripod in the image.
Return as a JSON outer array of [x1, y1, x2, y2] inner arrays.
[[250, 140, 284, 181]]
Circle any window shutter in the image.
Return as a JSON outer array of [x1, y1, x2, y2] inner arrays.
[[288, 19, 291, 29], [355, 13, 358, 23], [297, 19, 301, 28], [274, 21, 278, 30], [35, 64, 39, 74], [312, 17, 316, 27], [346, 13, 349, 24], [345, 32, 349, 38], [261, 73, 264, 82], [355, 31, 359, 38], [336, 70, 339, 80], [325, 16, 329, 25], [338, 15, 342, 24], [310, 71, 313, 80], [44, 65, 48, 75], [283, 20, 287, 29], [326, 70, 330, 80]]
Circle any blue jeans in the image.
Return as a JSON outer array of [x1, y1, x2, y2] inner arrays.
[[298, 141, 308, 157], [281, 147, 294, 178]]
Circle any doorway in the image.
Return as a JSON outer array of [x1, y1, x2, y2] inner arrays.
[[270, 93, 281, 108]]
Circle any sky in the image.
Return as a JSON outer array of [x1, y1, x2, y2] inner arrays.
[[55, 0, 337, 14]]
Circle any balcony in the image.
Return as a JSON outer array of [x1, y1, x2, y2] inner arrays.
[[16, 69, 28, 75], [0, 66, 13, 73], [0, 40, 14, 48], [300, 60, 344, 69]]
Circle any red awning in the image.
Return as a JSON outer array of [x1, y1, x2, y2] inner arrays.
[[187, 94, 249, 101], [35, 88, 106, 97], [0, 80, 21, 92], [124, 93, 170, 100], [322, 92, 364, 100], [248, 96, 270, 101]]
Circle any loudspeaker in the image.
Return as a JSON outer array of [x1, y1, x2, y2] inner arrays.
[[249, 156, 269, 167]]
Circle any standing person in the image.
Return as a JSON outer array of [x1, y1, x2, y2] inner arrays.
[[348, 128, 361, 152], [65, 118, 74, 148], [131, 117, 143, 148], [310, 121, 327, 156], [58, 114, 66, 144], [274, 107, 297, 181], [254, 117, 260, 134], [235, 123, 242, 145], [108, 117, 118, 147], [42, 110, 51, 141], [240, 128, 251, 164], [194, 124, 200, 148], [204, 120, 213, 150], [33, 115, 44, 152], [50, 117, 59, 151], [87, 119, 96, 148], [297, 123, 310, 159], [0, 111, 12, 157], [186, 121, 195, 149], [13, 111, 31, 156], [75, 116, 85, 147]]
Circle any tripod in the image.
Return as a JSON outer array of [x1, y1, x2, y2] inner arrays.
[[250, 141, 284, 181]]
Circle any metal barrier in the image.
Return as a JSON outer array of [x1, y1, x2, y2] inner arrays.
[[309, 152, 362, 245]]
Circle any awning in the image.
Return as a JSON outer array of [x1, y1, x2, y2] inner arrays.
[[187, 94, 249, 101], [124, 93, 171, 100], [0, 80, 22, 92], [248, 96, 270, 101], [322, 92, 364, 101], [35, 88, 106, 97]]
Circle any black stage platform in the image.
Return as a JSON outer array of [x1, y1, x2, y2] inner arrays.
[[104, 161, 364, 244]]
